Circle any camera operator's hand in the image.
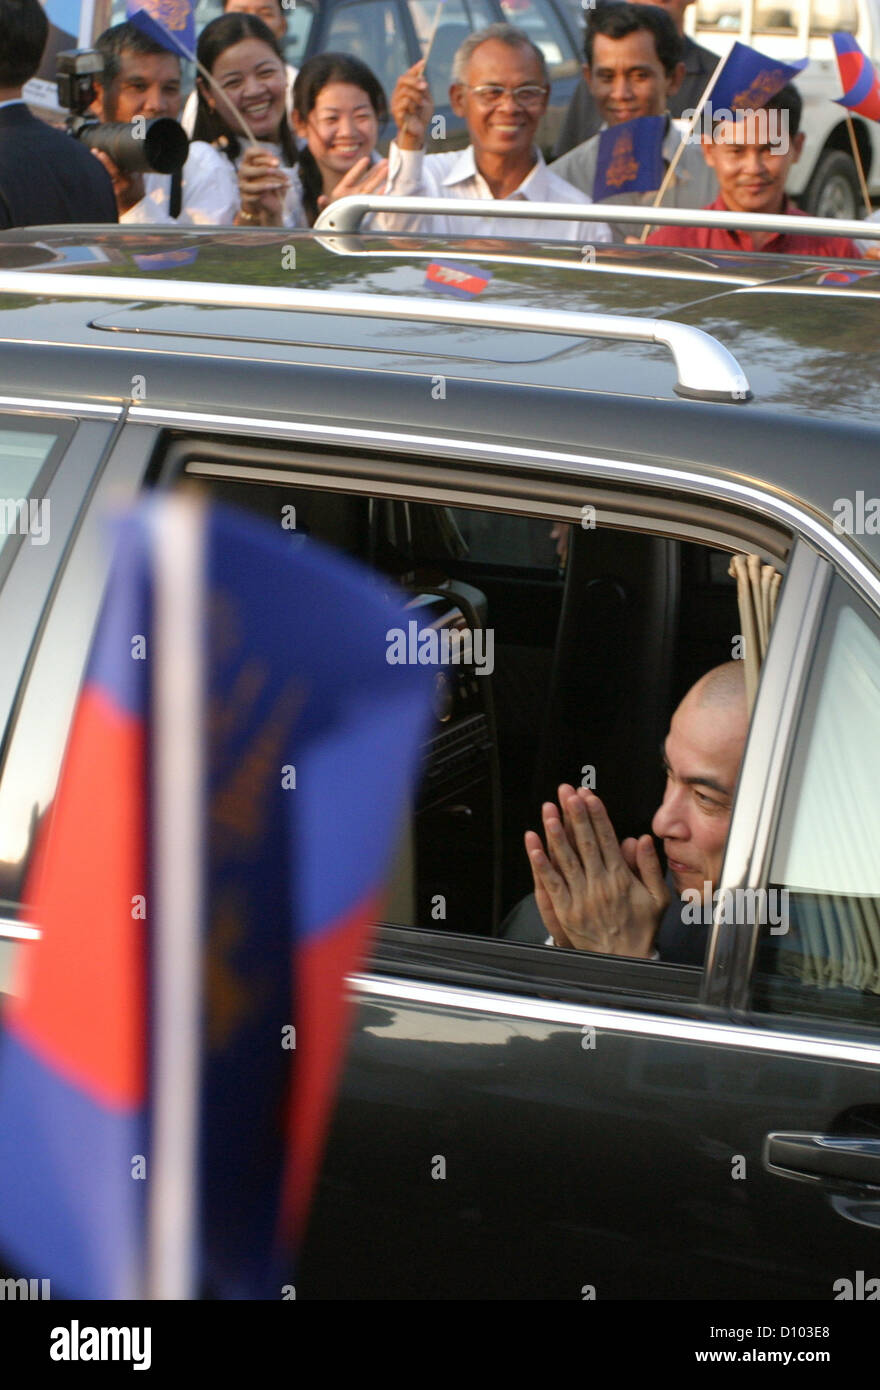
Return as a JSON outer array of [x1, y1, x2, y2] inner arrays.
[[91, 149, 145, 215]]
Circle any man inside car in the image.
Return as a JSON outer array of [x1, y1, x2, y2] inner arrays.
[[646, 84, 862, 257], [374, 22, 612, 243], [504, 661, 748, 963], [549, 3, 717, 240]]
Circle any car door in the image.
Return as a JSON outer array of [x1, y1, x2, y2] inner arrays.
[[297, 529, 880, 1300], [0, 412, 150, 991]]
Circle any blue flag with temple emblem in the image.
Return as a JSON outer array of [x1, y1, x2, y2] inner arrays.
[[593, 116, 665, 201], [126, 0, 196, 62], [710, 40, 808, 113]]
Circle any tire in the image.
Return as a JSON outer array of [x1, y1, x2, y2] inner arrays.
[[800, 149, 863, 220]]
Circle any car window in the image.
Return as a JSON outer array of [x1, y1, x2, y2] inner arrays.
[[808, 0, 857, 34], [751, 0, 798, 34], [498, 0, 579, 76], [408, 0, 495, 104], [0, 424, 60, 582], [694, 0, 743, 31], [324, 0, 412, 103], [285, 2, 318, 67], [448, 508, 562, 569], [162, 455, 744, 987], [696, 0, 857, 33], [752, 579, 880, 1028]]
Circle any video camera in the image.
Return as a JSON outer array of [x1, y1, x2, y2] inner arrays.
[[56, 49, 188, 176]]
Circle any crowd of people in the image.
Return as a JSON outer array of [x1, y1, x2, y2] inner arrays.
[[1, 0, 877, 252]]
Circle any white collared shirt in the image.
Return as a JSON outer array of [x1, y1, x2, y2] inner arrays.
[[374, 143, 612, 243], [121, 140, 239, 226]]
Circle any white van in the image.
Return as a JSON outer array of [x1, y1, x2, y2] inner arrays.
[[686, 0, 880, 215]]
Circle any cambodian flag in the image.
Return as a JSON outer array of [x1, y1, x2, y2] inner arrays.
[[832, 33, 880, 122], [126, 0, 197, 62], [711, 41, 808, 113], [0, 496, 432, 1299], [593, 115, 665, 201], [424, 260, 492, 297]]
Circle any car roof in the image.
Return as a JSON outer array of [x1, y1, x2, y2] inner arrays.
[[1, 225, 878, 570]]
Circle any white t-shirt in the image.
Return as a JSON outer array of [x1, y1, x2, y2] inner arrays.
[[120, 140, 239, 225]]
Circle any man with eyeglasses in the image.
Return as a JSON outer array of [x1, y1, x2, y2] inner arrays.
[[374, 23, 611, 242]]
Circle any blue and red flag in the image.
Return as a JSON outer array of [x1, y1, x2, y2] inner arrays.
[[0, 496, 432, 1298], [126, 0, 197, 62], [832, 32, 880, 122], [710, 40, 808, 113], [593, 115, 665, 201]]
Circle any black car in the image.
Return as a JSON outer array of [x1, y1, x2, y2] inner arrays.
[[0, 215, 879, 1299]]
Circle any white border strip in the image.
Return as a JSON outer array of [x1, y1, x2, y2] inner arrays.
[[349, 973, 880, 1067], [0, 394, 120, 419], [147, 495, 205, 1301]]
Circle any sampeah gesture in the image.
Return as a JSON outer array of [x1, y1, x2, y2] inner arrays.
[[525, 784, 669, 957]]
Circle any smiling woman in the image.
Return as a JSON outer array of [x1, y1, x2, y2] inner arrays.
[[290, 53, 389, 225], [192, 12, 300, 224]]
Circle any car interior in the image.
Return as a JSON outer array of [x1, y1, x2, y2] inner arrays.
[[160, 441, 744, 950]]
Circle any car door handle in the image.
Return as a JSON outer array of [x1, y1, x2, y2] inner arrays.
[[765, 1132, 880, 1187]]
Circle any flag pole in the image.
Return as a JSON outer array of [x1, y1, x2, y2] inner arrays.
[[845, 112, 873, 214], [194, 55, 261, 148], [404, 0, 445, 138], [638, 48, 732, 243], [146, 494, 205, 1302]]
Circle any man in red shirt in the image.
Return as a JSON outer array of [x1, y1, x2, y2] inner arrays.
[[647, 84, 861, 257]]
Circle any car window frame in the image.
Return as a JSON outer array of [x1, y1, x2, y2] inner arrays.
[[155, 426, 797, 1019]]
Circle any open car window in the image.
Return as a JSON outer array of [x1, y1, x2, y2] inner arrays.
[[162, 452, 754, 1008]]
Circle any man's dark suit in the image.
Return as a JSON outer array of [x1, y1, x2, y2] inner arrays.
[[0, 102, 117, 229], [551, 34, 720, 160]]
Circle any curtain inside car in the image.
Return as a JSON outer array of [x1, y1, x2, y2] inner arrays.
[[728, 553, 782, 713]]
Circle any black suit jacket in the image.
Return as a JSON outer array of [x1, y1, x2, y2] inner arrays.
[[0, 102, 117, 229], [552, 35, 720, 160]]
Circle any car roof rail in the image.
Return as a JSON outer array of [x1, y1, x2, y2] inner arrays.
[[0, 269, 751, 403], [314, 195, 880, 243]]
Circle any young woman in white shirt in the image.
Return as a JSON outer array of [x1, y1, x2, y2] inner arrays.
[[191, 13, 300, 226], [286, 53, 390, 227]]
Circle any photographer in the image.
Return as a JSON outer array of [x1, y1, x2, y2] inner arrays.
[[90, 22, 238, 225], [0, 0, 116, 228]]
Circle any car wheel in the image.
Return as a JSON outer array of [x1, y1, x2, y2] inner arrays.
[[801, 149, 863, 219]]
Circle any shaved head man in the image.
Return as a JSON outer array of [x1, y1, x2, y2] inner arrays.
[[522, 662, 748, 960]]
